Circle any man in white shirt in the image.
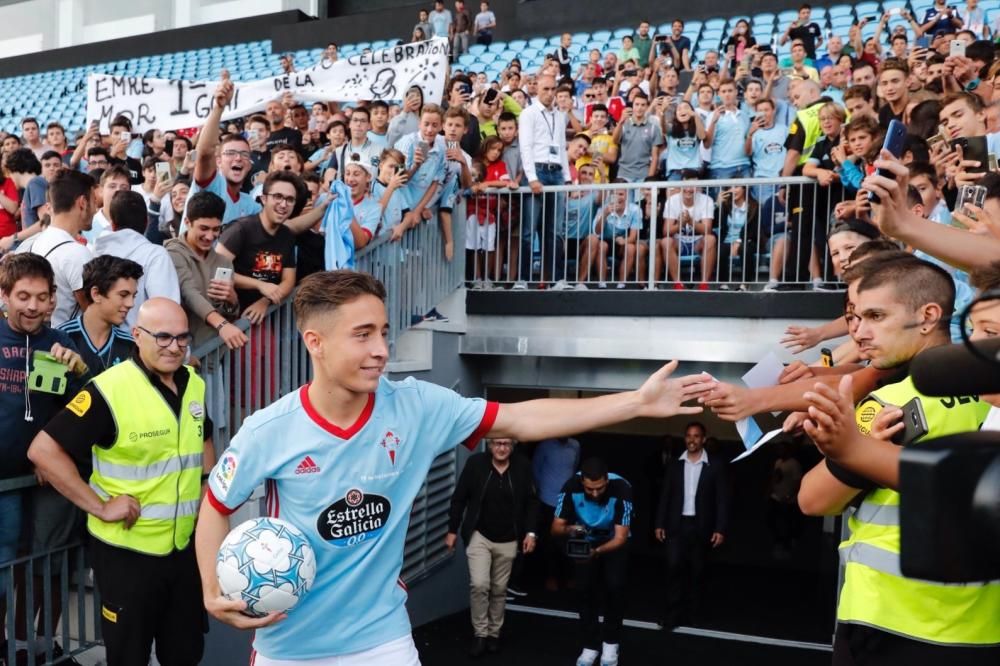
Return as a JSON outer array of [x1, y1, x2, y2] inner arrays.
[[517, 74, 571, 286], [84, 165, 132, 248], [653, 422, 730, 628], [26, 171, 96, 326], [94, 190, 181, 328], [659, 174, 718, 288]]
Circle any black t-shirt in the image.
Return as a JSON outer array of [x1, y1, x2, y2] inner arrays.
[[43, 356, 212, 466], [810, 135, 839, 170], [785, 118, 807, 154], [219, 214, 297, 310], [295, 230, 325, 283], [266, 128, 303, 153], [788, 22, 822, 59], [476, 465, 517, 542], [878, 104, 903, 127], [111, 156, 144, 185]]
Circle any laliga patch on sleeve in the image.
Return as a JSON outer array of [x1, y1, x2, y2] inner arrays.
[[213, 452, 239, 498], [854, 398, 884, 436], [67, 390, 92, 417]]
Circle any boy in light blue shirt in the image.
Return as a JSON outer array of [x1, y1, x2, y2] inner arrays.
[[703, 80, 751, 181]]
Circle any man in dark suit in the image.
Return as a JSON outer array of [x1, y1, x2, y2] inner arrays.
[[654, 421, 730, 628]]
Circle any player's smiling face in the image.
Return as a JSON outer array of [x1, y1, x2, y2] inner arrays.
[[309, 294, 389, 393]]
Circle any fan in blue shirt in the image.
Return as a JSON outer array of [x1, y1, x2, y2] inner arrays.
[[196, 270, 710, 664]]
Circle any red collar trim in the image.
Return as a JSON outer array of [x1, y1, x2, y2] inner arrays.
[[352, 194, 365, 205], [299, 384, 375, 439]]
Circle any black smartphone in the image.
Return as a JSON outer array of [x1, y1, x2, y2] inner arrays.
[[893, 397, 929, 445], [483, 88, 499, 105], [868, 119, 907, 203], [623, 69, 637, 77], [950, 135, 989, 174], [164, 139, 174, 157]]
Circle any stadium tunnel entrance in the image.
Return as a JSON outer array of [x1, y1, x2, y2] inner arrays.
[[485, 385, 840, 648]]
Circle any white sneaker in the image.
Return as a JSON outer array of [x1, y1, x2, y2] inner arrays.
[[763, 280, 779, 292], [576, 648, 599, 666], [574, 283, 589, 291], [551, 279, 571, 291], [811, 277, 823, 290], [512, 281, 528, 290], [616, 282, 626, 289], [600, 642, 619, 666], [597, 281, 608, 289]]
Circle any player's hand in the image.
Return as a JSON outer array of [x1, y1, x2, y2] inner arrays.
[[710, 532, 725, 548], [697, 380, 757, 421], [781, 325, 823, 354], [870, 405, 904, 441], [444, 532, 457, 552], [97, 495, 140, 528], [654, 528, 666, 542], [522, 534, 536, 554], [214, 71, 234, 109], [635, 360, 711, 419], [257, 281, 282, 304], [862, 150, 911, 237], [49, 342, 88, 376], [780, 360, 815, 384], [242, 300, 269, 325], [782, 410, 809, 434], [204, 594, 286, 630], [802, 375, 861, 462], [218, 322, 248, 351], [208, 279, 237, 304]]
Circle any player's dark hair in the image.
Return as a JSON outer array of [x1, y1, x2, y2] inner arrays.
[[293, 270, 387, 331], [186, 191, 226, 226], [49, 170, 95, 214], [82, 255, 143, 303], [3, 148, 41, 176], [685, 421, 706, 436], [108, 190, 147, 233], [856, 255, 956, 330], [0, 253, 54, 295], [580, 457, 608, 482]]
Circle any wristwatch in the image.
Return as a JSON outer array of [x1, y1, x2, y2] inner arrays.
[[215, 318, 228, 331]]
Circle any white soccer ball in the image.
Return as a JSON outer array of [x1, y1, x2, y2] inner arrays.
[[216, 517, 317, 617]]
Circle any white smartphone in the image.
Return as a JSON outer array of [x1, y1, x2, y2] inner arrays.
[[950, 40, 966, 58], [154, 161, 171, 184], [214, 267, 233, 282], [119, 131, 131, 143]]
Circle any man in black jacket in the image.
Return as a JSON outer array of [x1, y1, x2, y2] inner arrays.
[[446, 438, 540, 657], [654, 422, 730, 628]]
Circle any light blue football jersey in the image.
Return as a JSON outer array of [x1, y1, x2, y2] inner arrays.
[[183, 170, 262, 231], [207, 376, 497, 660]]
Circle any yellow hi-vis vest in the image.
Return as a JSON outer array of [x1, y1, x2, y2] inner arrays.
[[88, 360, 206, 556], [838, 374, 1000, 646], [791, 101, 825, 165]]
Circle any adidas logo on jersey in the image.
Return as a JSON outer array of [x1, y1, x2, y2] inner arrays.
[[295, 456, 321, 474]]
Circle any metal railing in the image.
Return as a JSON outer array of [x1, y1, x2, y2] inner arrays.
[[463, 177, 845, 291], [0, 477, 101, 666]]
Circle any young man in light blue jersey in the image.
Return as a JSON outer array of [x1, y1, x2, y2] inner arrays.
[[342, 159, 380, 246], [745, 98, 788, 203], [187, 76, 261, 227], [196, 270, 709, 666], [703, 80, 751, 182], [393, 105, 448, 234]]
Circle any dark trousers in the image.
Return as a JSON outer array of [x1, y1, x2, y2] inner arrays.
[[538, 503, 571, 584], [576, 546, 628, 650], [664, 517, 709, 625], [91, 539, 206, 666], [833, 623, 1000, 666], [519, 165, 564, 281]]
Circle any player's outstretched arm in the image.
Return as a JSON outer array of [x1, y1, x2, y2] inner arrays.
[[195, 500, 287, 630], [487, 361, 708, 442]]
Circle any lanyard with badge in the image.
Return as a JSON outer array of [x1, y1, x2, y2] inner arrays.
[[542, 109, 559, 160]]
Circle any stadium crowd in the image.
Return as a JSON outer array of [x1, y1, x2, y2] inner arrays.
[[0, 1, 999, 665]]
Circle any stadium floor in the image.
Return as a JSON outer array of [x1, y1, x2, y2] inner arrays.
[[413, 608, 832, 665]]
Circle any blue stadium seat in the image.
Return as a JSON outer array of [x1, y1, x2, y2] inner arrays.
[[571, 32, 589, 44], [487, 42, 506, 53], [591, 30, 612, 42], [612, 28, 632, 39], [703, 18, 726, 32], [507, 39, 527, 51], [528, 37, 548, 49], [854, 1, 880, 17]]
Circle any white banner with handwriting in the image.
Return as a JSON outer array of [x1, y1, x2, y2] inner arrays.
[[86, 38, 449, 133]]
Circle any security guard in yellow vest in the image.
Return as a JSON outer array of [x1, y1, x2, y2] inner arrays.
[[28, 298, 215, 666], [799, 257, 1000, 665]]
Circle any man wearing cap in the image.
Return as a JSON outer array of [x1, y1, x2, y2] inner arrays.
[[343, 158, 380, 248]]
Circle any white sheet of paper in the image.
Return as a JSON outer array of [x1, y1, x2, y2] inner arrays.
[[741, 351, 786, 416], [733, 428, 784, 462]]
